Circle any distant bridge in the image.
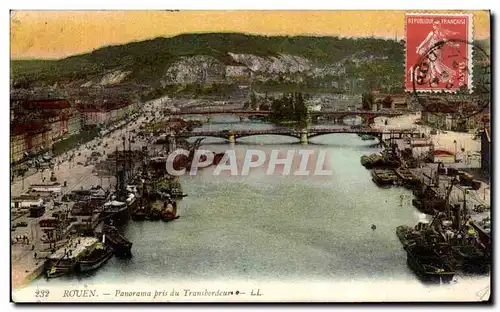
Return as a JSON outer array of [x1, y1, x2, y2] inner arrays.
[[175, 126, 420, 144], [170, 110, 406, 124]]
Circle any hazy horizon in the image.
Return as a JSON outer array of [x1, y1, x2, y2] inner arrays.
[[11, 10, 490, 59]]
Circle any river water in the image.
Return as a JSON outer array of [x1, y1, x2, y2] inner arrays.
[[25, 120, 489, 301]]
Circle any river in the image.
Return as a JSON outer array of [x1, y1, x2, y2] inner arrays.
[[24, 120, 489, 301]]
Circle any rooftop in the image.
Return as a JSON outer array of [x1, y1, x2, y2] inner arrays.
[[21, 99, 71, 110], [432, 149, 455, 156], [10, 122, 49, 136], [78, 100, 131, 112]]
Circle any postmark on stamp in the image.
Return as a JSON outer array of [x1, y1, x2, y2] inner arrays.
[[405, 13, 473, 93]]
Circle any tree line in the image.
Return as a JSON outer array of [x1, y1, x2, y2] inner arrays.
[[270, 92, 309, 128]]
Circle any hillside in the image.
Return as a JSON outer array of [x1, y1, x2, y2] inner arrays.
[[11, 33, 407, 92]]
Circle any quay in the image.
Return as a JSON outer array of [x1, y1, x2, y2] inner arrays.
[[10, 105, 151, 288]]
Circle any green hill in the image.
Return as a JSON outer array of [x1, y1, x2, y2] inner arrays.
[[11, 33, 405, 90]]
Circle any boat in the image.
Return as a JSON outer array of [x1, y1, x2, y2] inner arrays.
[[361, 154, 379, 169], [131, 206, 148, 221], [77, 244, 113, 272], [451, 245, 490, 274], [404, 244, 455, 283], [101, 200, 130, 225], [371, 169, 399, 187], [161, 200, 179, 222], [361, 153, 400, 169], [102, 225, 133, 257], [46, 237, 100, 277], [396, 225, 425, 248], [46, 265, 73, 278], [395, 167, 418, 188], [360, 134, 376, 141], [170, 188, 188, 199], [126, 193, 138, 212], [162, 213, 180, 222], [411, 198, 441, 215], [149, 209, 162, 221]]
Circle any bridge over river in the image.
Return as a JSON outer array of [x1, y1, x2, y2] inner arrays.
[[175, 126, 421, 144], [170, 110, 406, 125]]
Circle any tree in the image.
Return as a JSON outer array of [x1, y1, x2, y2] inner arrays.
[[270, 92, 308, 126], [362, 93, 374, 110], [294, 93, 308, 127], [381, 96, 393, 109], [250, 92, 259, 110]]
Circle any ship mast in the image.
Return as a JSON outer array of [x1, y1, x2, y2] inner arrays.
[[115, 146, 119, 194], [128, 131, 133, 179]]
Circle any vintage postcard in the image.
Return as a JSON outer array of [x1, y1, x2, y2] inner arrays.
[[10, 10, 491, 303]]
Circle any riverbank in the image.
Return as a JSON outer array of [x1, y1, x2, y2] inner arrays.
[[375, 112, 482, 156], [11, 245, 47, 289], [10, 103, 159, 291]]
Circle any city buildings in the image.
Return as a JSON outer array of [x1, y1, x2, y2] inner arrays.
[[78, 99, 140, 127], [10, 88, 140, 165], [10, 120, 51, 164]]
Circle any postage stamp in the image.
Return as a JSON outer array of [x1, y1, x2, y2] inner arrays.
[[405, 13, 473, 93]]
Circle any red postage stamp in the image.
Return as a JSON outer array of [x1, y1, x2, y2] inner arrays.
[[405, 13, 473, 92]]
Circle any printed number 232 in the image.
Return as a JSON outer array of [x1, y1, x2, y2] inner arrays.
[[35, 289, 50, 298]]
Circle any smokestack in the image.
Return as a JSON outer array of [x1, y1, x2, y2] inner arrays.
[[453, 204, 461, 230]]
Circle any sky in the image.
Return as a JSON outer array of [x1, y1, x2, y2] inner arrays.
[[10, 10, 490, 59]]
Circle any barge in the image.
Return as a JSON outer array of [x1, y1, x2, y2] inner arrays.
[[46, 237, 112, 278], [102, 225, 133, 257], [404, 244, 455, 284], [371, 169, 399, 187]]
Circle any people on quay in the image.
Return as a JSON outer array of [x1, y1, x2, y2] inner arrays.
[[465, 220, 478, 245]]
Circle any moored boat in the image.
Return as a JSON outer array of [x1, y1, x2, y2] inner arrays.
[[46, 237, 101, 278], [101, 200, 130, 225], [451, 245, 490, 274], [371, 169, 399, 187], [131, 200, 149, 221], [161, 200, 179, 222], [395, 167, 418, 188], [360, 134, 376, 141], [404, 244, 455, 284], [162, 213, 180, 222], [361, 152, 400, 169], [131, 209, 148, 221], [102, 225, 133, 257], [396, 224, 425, 248], [46, 264, 73, 278], [77, 244, 113, 272]]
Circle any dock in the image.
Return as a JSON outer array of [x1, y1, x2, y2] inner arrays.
[[11, 243, 48, 289]]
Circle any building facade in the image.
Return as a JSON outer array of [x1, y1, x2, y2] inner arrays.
[[225, 66, 252, 80], [10, 122, 51, 163], [78, 100, 134, 126], [481, 127, 490, 173], [14, 99, 77, 143]]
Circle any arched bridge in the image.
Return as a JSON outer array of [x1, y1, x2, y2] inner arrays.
[[175, 127, 420, 144], [170, 110, 406, 124]]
